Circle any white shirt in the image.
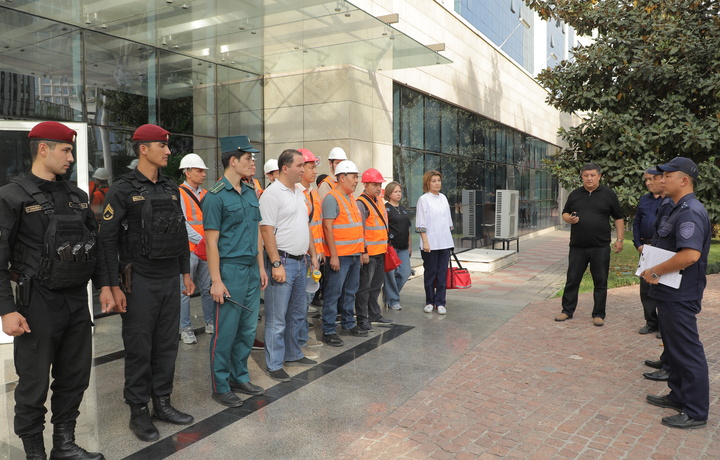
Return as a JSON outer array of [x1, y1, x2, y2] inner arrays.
[[259, 180, 309, 256], [415, 192, 454, 250]]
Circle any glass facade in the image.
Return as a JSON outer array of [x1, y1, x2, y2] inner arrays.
[[393, 83, 560, 248], [455, 0, 534, 71], [0, 7, 263, 316]]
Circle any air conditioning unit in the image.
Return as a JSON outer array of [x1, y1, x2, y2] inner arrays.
[[495, 190, 519, 239], [462, 189, 483, 238]]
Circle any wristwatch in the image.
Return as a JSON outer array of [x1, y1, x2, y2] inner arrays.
[[651, 271, 660, 280], [272, 260, 282, 268]]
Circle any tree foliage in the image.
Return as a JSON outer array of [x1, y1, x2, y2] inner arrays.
[[525, 0, 720, 222]]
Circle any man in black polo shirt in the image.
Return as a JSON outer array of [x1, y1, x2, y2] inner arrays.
[[555, 163, 625, 327]]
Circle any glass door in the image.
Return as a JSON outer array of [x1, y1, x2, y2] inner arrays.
[[0, 120, 92, 343]]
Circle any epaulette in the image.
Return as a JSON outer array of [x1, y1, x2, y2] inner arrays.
[[210, 181, 225, 194]]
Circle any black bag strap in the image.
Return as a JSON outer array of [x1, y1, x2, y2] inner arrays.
[[11, 177, 84, 216], [360, 193, 388, 229], [179, 185, 203, 208], [449, 250, 464, 270]]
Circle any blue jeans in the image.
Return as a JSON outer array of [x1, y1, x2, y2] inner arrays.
[[180, 252, 214, 329], [561, 245, 610, 318], [263, 257, 308, 371], [383, 248, 411, 308], [421, 248, 451, 307], [322, 255, 360, 335]]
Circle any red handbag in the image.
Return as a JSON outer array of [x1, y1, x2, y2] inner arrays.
[[384, 245, 402, 272], [446, 251, 471, 289]]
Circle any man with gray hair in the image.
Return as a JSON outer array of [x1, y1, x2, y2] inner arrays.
[[555, 163, 625, 327]]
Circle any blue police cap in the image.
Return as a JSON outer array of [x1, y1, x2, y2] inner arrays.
[[219, 135, 259, 154], [657, 157, 699, 180]]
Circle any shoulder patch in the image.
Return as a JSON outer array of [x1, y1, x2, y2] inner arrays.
[[103, 204, 115, 221], [210, 181, 225, 194], [25, 204, 42, 214], [679, 222, 695, 239], [132, 196, 145, 202]]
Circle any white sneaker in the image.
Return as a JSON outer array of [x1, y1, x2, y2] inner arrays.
[[307, 305, 318, 314], [389, 304, 402, 311], [437, 306, 447, 315], [305, 337, 324, 348], [181, 327, 197, 344], [302, 346, 319, 359], [205, 322, 214, 334], [423, 304, 434, 313]]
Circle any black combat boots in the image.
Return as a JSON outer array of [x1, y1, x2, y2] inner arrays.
[[49, 422, 104, 460]]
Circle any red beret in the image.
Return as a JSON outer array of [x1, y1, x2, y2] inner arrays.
[[132, 124, 170, 142], [28, 121, 77, 144]]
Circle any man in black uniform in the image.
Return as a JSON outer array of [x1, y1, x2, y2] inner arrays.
[[99, 124, 195, 441], [641, 157, 710, 429], [0, 121, 112, 459]]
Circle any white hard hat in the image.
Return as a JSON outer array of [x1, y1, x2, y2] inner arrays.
[[93, 167, 111, 180], [263, 159, 279, 175], [179, 153, 208, 170], [127, 159, 139, 169], [334, 160, 359, 177], [328, 147, 348, 161]]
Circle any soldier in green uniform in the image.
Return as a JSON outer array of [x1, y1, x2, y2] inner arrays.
[[203, 135, 268, 408]]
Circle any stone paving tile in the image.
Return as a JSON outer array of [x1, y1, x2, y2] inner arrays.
[[343, 234, 720, 460]]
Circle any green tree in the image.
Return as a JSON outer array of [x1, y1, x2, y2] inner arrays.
[[526, 0, 720, 222]]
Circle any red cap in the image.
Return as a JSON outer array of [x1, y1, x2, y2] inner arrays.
[[361, 168, 384, 183], [298, 148, 320, 163], [28, 121, 77, 144], [132, 124, 170, 142]]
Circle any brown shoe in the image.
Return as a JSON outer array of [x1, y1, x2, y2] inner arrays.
[[593, 317, 605, 327], [555, 313, 571, 322]]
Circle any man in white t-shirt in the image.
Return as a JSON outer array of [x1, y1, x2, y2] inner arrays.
[[259, 149, 319, 382]]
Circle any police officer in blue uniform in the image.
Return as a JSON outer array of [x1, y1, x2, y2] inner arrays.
[[641, 157, 710, 429], [99, 124, 196, 441], [0, 121, 112, 459]]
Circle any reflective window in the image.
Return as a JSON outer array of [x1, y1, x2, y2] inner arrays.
[[393, 83, 559, 246]]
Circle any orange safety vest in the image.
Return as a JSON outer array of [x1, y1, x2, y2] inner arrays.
[[357, 194, 388, 256], [320, 175, 337, 191], [253, 178, 263, 198], [323, 190, 364, 256], [303, 187, 325, 256], [179, 185, 207, 252]]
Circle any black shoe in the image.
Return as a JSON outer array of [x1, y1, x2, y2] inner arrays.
[[152, 395, 194, 425], [322, 334, 344, 347], [661, 413, 707, 429], [285, 357, 317, 367], [268, 368, 291, 382], [639, 324, 658, 335], [229, 380, 265, 396], [212, 391, 243, 407], [643, 369, 670, 381], [21, 434, 46, 460], [370, 317, 393, 325], [340, 326, 368, 337], [644, 359, 663, 369], [50, 422, 104, 460], [646, 394, 683, 412], [656, 331, 662, 339], [129, 404, 159, 442], [357, 322, 374, 332]]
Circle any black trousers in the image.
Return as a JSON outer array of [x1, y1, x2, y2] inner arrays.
[[639, 277, 658, 328], [561, 245, 610, 318], [14, 292, 92, 437], [355, 254, 385, 325], [122, 273, 180, 405]]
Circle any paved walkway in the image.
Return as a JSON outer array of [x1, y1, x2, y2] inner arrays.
[[341, 232, 720, 459]]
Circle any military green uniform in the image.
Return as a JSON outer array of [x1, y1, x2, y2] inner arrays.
[[203, 176, 261, 393]]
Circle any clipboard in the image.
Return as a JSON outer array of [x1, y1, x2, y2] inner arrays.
[[635, 245, 682, 289]]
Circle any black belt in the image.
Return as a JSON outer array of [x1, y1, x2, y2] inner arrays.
[[640, 238, 652, 244], [284, 253, 305, 261]]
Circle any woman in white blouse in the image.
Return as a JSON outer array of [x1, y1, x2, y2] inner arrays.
[[415, 170, 454, 314]]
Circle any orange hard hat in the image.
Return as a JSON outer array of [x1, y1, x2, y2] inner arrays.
[[361, 168, 384, 183]]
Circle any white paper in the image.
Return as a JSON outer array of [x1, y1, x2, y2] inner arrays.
[[635, 245, 682, 289]]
